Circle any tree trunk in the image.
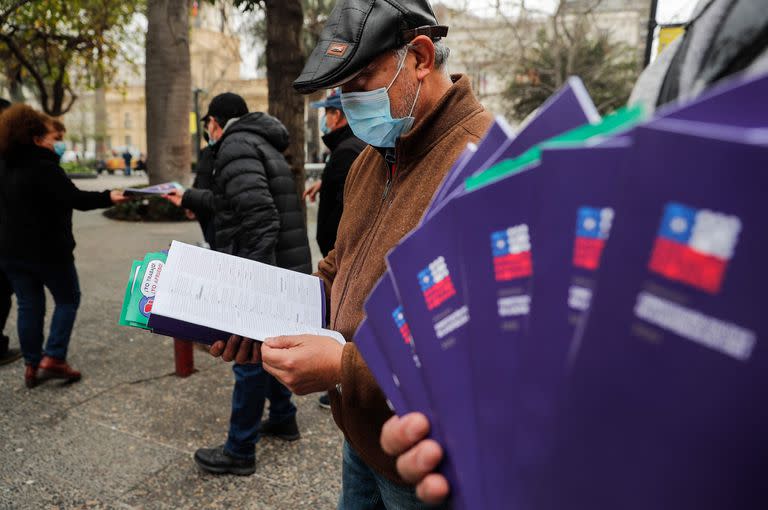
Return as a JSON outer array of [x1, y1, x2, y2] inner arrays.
[[265, 0, 306, 201], [145, 0, 192, 185], [306, 90, 325, 163], [94, 86, 108, 159]]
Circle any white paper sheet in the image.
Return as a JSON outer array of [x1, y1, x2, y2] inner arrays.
[[152, 241, 345, 344]]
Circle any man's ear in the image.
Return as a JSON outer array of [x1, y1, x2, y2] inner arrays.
[[408, 35, 435, 81]]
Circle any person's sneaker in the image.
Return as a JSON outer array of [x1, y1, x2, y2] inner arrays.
[[193, 445, 255, 476], [318, 393, 331, 409], [38, 356, 81, 383], [24, 364, 38, 389], [258, 416, 301, 441]]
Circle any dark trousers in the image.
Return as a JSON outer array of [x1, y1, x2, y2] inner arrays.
[[224, 362, 296, 460], [0, 259, 80, 366]]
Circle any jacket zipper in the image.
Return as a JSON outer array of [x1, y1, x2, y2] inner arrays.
[[332, 150, 399, 329]]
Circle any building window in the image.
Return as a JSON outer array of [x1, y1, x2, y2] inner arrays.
[[125, 135, 132, 148], [124, 112, 131, 129]]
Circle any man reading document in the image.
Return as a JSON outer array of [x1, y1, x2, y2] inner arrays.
[[208, 0, 492, 507]]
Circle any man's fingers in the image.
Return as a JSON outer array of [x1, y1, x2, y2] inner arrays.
[[209, 340, 225, 357], [221, 335, 242, 362], [381, 413, 430, 456], [263, 336, 297, 349], [235, 338, 254, 364], [395, 439, 443, 484], [250, 342, 263, 364], [416, 473, 450, 505]]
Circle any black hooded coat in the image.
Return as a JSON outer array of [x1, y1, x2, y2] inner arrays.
[[182, 112, 312, 273]]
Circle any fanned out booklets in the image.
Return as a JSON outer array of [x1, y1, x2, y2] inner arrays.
[[119, 241, 344, 345], [123, 181, 184, 196], [355, 73, 768, 509]]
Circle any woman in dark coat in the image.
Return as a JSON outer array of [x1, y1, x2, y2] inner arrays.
[[0, 105, 127, 388]]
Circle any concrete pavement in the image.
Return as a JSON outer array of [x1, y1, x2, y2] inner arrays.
[[0, 175, 341, 509]]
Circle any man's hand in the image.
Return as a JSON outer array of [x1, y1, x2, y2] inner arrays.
[[163, 188, 184, 207], [209, 335, 262, 364], [110, 189, 129, 204], [381, 413, 450, 505], [302, 180, 322, 202], [261, 334, 343, 395]]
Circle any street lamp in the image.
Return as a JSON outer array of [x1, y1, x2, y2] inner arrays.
[[644, 0, 660, 67], [193, 87, 206, 163]]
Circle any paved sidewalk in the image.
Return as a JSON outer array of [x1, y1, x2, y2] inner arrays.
[[0, 176, 341, 509]]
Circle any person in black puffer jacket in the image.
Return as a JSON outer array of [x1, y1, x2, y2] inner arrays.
[[165, 93, 311, 476]]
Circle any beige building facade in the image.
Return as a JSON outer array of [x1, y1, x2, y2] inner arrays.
[[64, 3, 267, 159]]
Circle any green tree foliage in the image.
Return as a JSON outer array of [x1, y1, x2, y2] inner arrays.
[[505, 18, 640, 119], [0, 0, 143, 116]]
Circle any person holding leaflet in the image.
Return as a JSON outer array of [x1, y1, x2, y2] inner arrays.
[[163, 93, 312, 476], [0, 105, 127, 388]]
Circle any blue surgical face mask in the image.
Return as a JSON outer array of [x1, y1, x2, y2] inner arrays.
[[53, 141, 67, 157], [320, 115, 331, 135], [340, 50, 422, 148]]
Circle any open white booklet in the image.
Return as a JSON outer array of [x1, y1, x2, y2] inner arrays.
[[149, 241, 345, 345]]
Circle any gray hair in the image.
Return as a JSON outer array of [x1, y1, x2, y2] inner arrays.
[[394, 40, 450, 71]]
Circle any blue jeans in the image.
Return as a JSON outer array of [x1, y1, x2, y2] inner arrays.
[[224, 363, 296, 460], [0, 259, 80, 366], [338, 441, 453, 510]]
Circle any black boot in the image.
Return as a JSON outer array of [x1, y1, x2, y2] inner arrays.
[[259, 415, 301, 441], [0, 335, 21, 366], [193, 445, 255, 476]]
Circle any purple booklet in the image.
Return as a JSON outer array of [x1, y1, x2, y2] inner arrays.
[[351, 318, 407, 414], [540, 123, 768, 509], [364, 275, 434, 418], [386, 204, 485, 509], [425, 77, 599, 219], [363, 274, 464, 507], [449, 164, 541, 509], [486, 141, 631, 505]]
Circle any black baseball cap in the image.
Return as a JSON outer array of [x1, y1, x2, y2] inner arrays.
[[202, 93, 249, 124], [293, 0, 448, 94]]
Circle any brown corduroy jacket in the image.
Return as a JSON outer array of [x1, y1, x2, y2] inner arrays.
[[316, 74, 493, 483]]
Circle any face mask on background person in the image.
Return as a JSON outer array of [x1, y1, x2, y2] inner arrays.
[[54, 141, 67, 157], [320, 115, 331, 135], [340, 49, 422, 148]]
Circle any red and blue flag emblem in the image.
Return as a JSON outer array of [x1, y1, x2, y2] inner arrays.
[[418, 256, 456, 311], [392, 306, 413, 344], [491, 225, 532, 281], [648, 202, 741, 294], [573, 206, 614, 270]]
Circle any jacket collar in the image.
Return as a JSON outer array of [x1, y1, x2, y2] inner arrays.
[[322, 124, 356, 152], [395, 74, 484, 166], [9, 144, 60, 165]]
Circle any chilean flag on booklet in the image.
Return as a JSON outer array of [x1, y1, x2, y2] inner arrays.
[[392, 306, 414, 344], [572, 206, 614, 270], [648, 202, 741, 294], [418, 257, 457, 311], [491, 225, 533, 281]]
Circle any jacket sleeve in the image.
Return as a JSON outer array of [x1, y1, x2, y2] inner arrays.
[[41, 165, 113, 211], [182, 187, 215, 215], [219, 140, 280, 264], [325, 145, 361, 203]]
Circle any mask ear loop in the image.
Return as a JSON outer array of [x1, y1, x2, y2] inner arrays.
[[386, 46, 411, 92], [407, 80, 422, 117]]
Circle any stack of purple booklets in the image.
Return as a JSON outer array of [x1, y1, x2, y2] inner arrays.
[[354, 73, 768, 509]]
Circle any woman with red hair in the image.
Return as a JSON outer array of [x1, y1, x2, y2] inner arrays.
[[0, 105, 127, 388]]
